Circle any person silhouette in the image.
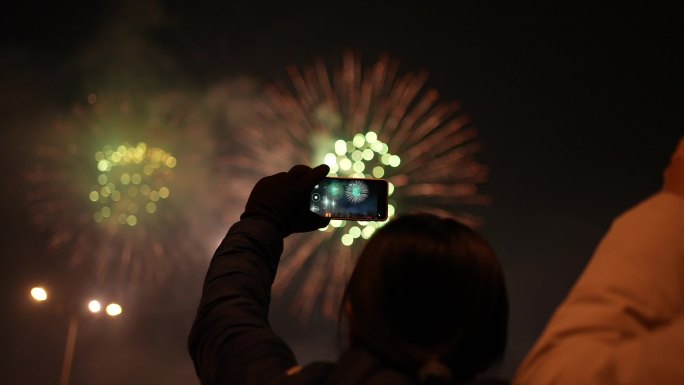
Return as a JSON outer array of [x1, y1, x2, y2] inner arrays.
[[188, 164, 509, 385]]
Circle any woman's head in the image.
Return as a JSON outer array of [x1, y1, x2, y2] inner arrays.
[[342, 213, 508, 383]]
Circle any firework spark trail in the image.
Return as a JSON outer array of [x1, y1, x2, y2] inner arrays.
[[291, 243, 331, 320], [274, 231, 333, 293], [321, 244, 354, 318], [219, 52, 489, 319]]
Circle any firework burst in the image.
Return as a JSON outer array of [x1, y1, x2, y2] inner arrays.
[[345, 180, 369, 204], [220, 53, 488, 319], [25, 90, 223, 288]]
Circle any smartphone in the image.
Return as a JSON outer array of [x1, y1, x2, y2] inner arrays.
[[310, 177, 389, 220]]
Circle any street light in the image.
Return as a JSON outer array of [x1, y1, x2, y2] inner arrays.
[[30, 286, 48, 301], [105, 303, 123, 317], [29, 285, 124, 385], [87, 300, 101, 313]]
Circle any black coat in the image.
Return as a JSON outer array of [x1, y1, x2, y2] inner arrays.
[[188, 218, 507, 385]]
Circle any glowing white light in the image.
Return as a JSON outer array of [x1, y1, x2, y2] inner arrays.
[[334, 140, 347, 155], [388, 182, 395, 195], [372, 166, 385, 178], [351, 150, 363, 161], [341, 234, 354, 246], [362, 149, 374, 161], [389, 155, 401, 167], [352, 161, 365, 173], [30, 287, 48, 301], [106, 303, 123, 317], [349, 226, 361, 238], [339, 158, 352, 170], [361, 226, 376, 239], [353, 134, 365, 148], [324, 153, 337, 167], [97, 160, 110, 172], [330, 220, 343, 228], [365, 131, 378, 143], [88, 300, 102, 313]]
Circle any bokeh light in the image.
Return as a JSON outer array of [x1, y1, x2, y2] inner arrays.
[[105, 303, 123, 317], [90, 142, 175, 227], [320, 131, 400, 245], [30, 287, 48, 302], [88, 300, 102, 313]]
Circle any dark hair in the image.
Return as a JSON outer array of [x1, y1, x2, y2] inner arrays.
[[341, 214, 508, 383]]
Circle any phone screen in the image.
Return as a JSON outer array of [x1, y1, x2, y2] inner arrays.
[[310, 177, 388, 220]]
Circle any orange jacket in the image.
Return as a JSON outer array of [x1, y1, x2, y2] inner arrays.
[[514, 192, 684, 385]]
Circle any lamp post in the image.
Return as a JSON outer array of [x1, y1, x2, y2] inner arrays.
[[30, 286, 123, 385]]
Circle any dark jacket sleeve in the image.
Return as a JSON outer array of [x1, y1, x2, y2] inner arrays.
[[188, 218, 298, 385]]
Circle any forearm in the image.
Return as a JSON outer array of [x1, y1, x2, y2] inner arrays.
[[189, 219, 297, 385]]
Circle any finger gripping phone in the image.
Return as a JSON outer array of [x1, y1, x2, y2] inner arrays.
[[310, 177, 389, 220]]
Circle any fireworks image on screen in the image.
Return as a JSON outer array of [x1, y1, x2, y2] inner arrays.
[[345, 180, 369, 204], [218, 53, 488, 319], [25, 91, 222, 288]]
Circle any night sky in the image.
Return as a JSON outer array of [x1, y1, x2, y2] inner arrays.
[[1, 2, 682, 384]]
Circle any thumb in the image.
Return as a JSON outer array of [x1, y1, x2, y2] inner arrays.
[[288, 165, 311, 179], [299, 164, 330, 190]]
